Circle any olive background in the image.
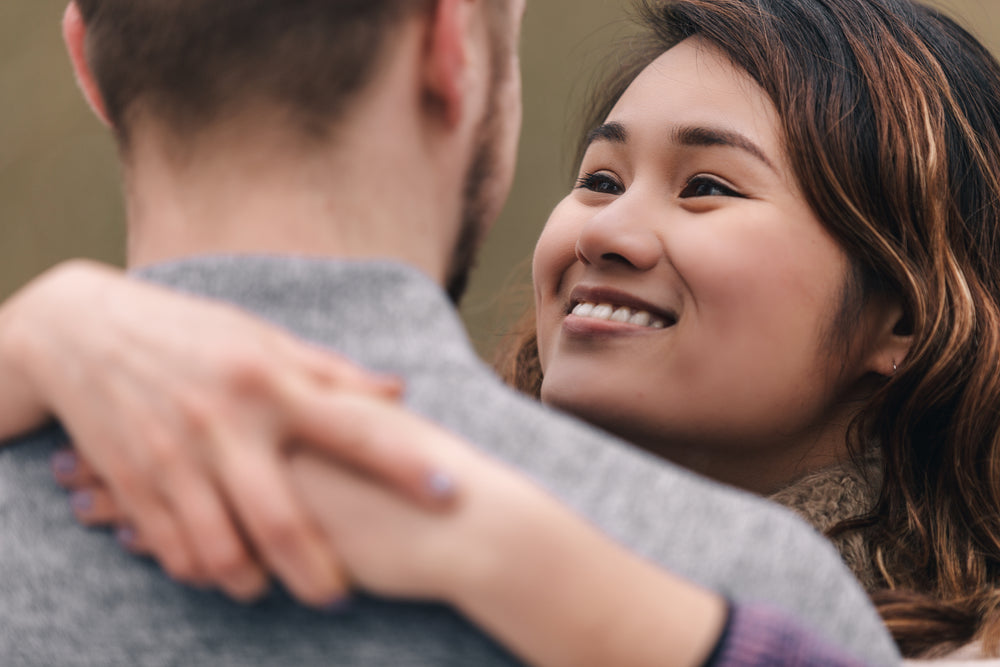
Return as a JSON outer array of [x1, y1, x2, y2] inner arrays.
[[2, 0, 997, 357]]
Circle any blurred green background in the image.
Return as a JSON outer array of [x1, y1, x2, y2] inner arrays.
[[3, 0, 999, 357]]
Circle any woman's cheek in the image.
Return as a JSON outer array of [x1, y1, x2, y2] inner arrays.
[[533, 199, 581, 280], [532, 198, 587, 368]]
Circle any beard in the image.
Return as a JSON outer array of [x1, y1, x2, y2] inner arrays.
[[445, 108, 501, 304], [445, 8, 512, 305]]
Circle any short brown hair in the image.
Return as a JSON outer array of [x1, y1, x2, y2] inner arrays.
[[74, 0, 436, 146]]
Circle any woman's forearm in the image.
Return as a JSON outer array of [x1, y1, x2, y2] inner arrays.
[[290, 442, 724, 666], [452, 489, 869, 667], [286, 401, 865, 667], [451, 482, 727, 667]]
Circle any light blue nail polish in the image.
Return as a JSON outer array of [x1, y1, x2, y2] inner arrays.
[[52, 451, 78, 477], [70, 491, 93, 513], [426, 471, 456, 499]]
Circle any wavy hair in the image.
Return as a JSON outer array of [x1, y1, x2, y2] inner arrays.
[[497, 0, 1000, 655]]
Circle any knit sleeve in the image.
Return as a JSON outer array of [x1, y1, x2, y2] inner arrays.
[[704, 603, 870, 667]]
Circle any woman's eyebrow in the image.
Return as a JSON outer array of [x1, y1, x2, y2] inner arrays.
[[674, 125, 777, 172], [584, 122, 629, 147], [584, 122, 777, 173]]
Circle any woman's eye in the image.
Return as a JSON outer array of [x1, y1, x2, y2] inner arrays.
[[679, 176, 744, 199], [576, 171, 624, 195]]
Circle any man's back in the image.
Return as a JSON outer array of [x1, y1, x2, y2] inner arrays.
[[1, 435, 521, 666], [0, 257, 899, 665]]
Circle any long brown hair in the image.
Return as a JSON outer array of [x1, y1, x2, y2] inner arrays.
[[497, 0, 1000, 656]]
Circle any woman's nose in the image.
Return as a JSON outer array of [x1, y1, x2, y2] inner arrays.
[[574, 201, 662, 271]]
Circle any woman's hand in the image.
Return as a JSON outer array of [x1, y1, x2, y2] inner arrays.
[[0, 260, 457, 607], [60, 393, 475, 599], [287, 398, 728, 667], [289, 397, 510, 601]]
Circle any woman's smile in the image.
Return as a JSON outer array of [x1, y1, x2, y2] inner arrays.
[[531, 36, 888, 491], [563, 285, 677, 337]]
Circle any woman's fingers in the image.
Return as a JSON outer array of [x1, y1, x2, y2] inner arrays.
[[61, 450, 267, 598], [282, 387, 459, 510], [158, 461, 270, 602], [115, 523, 150, 554], [58, 458, 198, 585], [117, 485, 208, 587], [216, 438, 350, 608], [53, 449, 211, 587], [69, 485, 120, 525], [285, 339, 404, 399], [36, 285, 421, 607], [51, 448, 101, 488]]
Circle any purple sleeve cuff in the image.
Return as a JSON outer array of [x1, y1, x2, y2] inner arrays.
[[705, 603, 869, 667]]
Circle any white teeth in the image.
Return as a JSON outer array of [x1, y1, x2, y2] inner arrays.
[[570, 301, 672, 329], [610, 307, 632, 323], [629, 311, 651, 327], [591, 304, 614, 320]]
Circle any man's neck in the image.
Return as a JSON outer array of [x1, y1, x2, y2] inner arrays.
[[122, 110, 463, 286]]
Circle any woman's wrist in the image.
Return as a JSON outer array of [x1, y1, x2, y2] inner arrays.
[[0, 267, 66, 438], [441, 465, 543, 607], [445, 471, 723, 667], [0, 260, 126, 439]]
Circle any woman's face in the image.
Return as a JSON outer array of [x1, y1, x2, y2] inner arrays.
[[533, 38, 885, 492]]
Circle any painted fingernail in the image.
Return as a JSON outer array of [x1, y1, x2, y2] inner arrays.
[[116, 526, 137, 549], [52, 451, 78, 477], [426, 471, 457, 500], [322, 595, 354, 614], [70, 491, 93, 513]]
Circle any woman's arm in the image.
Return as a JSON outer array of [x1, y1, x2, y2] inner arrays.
[[5, 265, 719, 664], [286, 401, 865, 667], [0, 260, 455, 606], [8, 264, 866, 665], [67, 391, 866, 666], [452, 470, 728, 667], [45, 334, 864, 664], [287, 406, 723, 667]]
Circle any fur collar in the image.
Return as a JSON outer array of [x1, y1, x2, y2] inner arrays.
[[768, 455, 881, 593]]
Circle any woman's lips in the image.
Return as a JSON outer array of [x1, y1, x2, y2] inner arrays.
[[560, 288, 678, 338], [565, 286, 679, 331], [569, 301, 670, 329]]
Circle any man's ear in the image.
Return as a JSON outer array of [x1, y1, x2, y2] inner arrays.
[[63, 2, 112, 128], [422, 0, 476, 128], [864, 298, 914, 377]]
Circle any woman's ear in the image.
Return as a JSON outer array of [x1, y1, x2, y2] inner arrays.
[[63, 2, 112, 128], [865, 298, 914, 377], [421, 0, 475, 128]]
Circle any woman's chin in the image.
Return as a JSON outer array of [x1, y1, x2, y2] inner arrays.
[[542, 380, 645, 443]]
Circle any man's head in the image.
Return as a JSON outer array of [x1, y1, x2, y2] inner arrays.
[[64, 0, 525, 301], [71, 1, 475, 145]]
